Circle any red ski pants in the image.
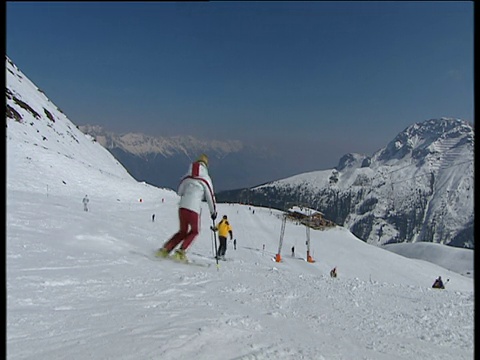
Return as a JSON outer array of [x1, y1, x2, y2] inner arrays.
[[164, 208, 200, 252]]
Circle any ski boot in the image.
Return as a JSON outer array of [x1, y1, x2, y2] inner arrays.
[[155, 248, 170, 258], [173, 249, 188, 263]]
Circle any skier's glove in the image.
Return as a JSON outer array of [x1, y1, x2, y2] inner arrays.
[[210, 226, 217, 232], [211, 212, 217, 220]]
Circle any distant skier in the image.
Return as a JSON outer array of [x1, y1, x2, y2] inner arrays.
[[156, 154, 217, 262], [152, 214, 155, 222], [432, 276, 445, 289], [330, 267, 337, 278], [233, 238, 237, 250], [211, 215, 233, 260], [82, 195, 89, 212], [291, 246, 295, 257]]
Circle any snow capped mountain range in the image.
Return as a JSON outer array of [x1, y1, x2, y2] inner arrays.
[[6, 55, 474, 251], [219, 118, 474, 249], [78, 124, 245, 157], [78, 125, 286, 192]]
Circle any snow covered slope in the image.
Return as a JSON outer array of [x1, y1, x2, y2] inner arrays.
[[6, 56, 167, 201]]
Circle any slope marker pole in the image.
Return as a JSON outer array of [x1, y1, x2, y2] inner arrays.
[[276, 214, 286, 262]]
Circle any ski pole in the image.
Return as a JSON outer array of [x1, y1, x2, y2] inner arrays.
[[211, 226, 215, 256], [212, 219, 219, 269]]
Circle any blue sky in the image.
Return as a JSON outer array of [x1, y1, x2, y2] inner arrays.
[[6, 1, 473, 172]]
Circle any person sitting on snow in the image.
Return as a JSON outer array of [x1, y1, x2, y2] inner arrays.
[[330, 267, 337, 278], [432, 276, 444, 289]]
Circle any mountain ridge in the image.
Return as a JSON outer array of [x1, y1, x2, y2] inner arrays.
[[78, 124, 247, 158], [78, 124, 293, 191], [217, 117, 474, 249]]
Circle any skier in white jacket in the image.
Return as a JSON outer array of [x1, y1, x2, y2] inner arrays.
[[156, 154, 217, 262]]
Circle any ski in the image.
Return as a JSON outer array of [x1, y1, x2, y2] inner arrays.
[[129, 250, 211, 268], [215, 257, 233, 262], [152, 251, 211, 268]]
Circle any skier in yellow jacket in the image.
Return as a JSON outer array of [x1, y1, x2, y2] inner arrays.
[[212, 215, 233, 260]]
